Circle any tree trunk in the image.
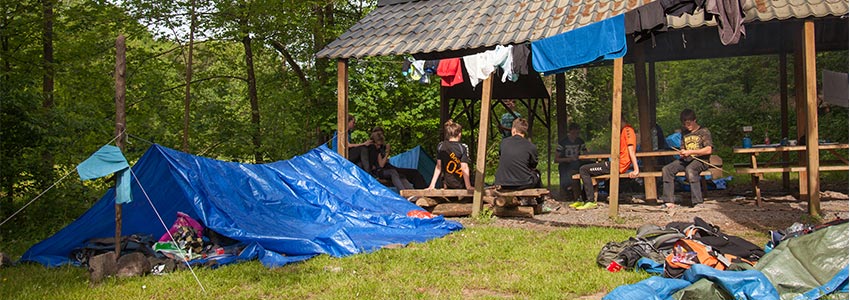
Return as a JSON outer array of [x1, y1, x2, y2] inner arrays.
[[242, 35, 262, 163], [182, 0, 197, 153], [40, 0, 55, 188]]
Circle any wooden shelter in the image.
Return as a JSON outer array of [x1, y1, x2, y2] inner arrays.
[[317, 0, 848, 217]]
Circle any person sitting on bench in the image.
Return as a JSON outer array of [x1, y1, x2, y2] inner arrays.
[[661, 109, 713, 208], [494, 118, 541, 190], [427, 120, 474, 190], [576, 113, 639, 210]]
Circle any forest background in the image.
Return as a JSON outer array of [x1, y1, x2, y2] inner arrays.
[[1, 0, 847, 254]]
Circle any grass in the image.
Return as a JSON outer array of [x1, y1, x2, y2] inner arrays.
[[0, 225, 651, 299]]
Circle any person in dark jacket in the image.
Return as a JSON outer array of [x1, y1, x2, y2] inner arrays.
[[494, 118, 540, 190]]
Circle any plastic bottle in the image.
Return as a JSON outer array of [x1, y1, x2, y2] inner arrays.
[[763, 131, 770, 145]]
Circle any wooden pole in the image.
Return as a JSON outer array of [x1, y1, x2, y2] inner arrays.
[[556, 73, 567, 141], [779, 51, 790, 191], [472, 76, 494, 216], [803, 21, 820, 215], [609, 58, 623, 218], [793, 24, 808, 201], [337, 59, 349, 158], [114, 35, 126, 257], [648, 61, 658, 127], [634, 47, 657, 203]]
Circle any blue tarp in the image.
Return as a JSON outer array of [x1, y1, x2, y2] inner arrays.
[[604, 264, 779, 300], [389, 145, 436, 185], [21, 144, 462, 268]]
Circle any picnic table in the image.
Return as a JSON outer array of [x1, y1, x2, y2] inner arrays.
[[733, 143, 849, 206], [573, 151, 722, 203]]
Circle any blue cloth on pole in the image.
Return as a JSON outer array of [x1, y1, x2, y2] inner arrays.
[[115, 169, 133, 204], [531, 14, 626, 75], [76, 145, 129, 180]]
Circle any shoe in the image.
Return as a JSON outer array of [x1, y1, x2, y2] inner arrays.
[[576, 202, 598, 210], [569, 201, 585, 208]]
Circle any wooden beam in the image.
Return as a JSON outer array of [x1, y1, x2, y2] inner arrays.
[[440, 87, 449, 128], [803, 21, 820, 216], [472, 76, 493, 216], [114, 34, 127, 257], [556, 73, 567, 141], [793, 24, 808, 201], [609, 58, 623, 218], [648, 61, 658, 126], [779, 51, 790, 191], [336, 59, 349, 158], [634, 46, 652, 155]]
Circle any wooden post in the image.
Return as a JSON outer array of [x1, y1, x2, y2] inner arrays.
[[440, 87, 449, 127], [793, 24, 808, 201], [803, 21, 820, 216], [648, 61, 658, 127], [337, 59, 349, 158], [634, 46, 656, 203], [114, 35, 126, 257], [472, 76, 494, 216], [609, 58, 623, 218], [556, 73, 567, 141], [779, 51, 790, 191]]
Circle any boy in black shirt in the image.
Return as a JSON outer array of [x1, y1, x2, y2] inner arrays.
[[494, 118, 541, 190], [427, 120, 473, 190]]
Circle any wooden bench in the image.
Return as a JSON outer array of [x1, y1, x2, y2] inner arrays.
[[570, 170, 716, 203], [400, 188, 550, 218]]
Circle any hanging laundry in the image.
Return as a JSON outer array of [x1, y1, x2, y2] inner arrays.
[[625, 1, 668, 44], [436, 58, 464, 87], [462, 45, 512, 88], [531, 14, 627, 75], [410, 60, 425, 81], [423, 60, 439, 74], [705, 0, 745, 45], [401, 59, 412, 76], [660, 0, 704, 17], [498, 45, 516, 83], [77, 145, 133, 204], [511, 44, 532, 77]]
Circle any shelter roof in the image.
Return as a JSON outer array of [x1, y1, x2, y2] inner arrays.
[[316, 0, 848, 60]]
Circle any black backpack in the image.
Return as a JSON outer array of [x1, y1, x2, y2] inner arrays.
[[596, 224, 685, 269]]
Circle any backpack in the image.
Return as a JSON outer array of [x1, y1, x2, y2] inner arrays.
[[596, 224, 685, 270], [663, 238, 755, 278]]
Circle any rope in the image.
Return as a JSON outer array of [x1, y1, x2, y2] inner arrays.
[[0, 130, 127, 228], [0, 171, 75, 227], [130, 168, 206, 293]]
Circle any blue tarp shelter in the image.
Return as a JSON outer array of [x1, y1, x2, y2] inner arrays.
[[21, 144, 462, 268], [389, 145, 436, 185]]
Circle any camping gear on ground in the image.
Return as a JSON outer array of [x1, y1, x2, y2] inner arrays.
[[597, 223, 685, 271], [21, 144, 462, 269], [668, 217, 765, 262], [663, 238, 755, 279]]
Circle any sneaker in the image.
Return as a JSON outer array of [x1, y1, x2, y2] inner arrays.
[[576, 202, 598, 210], [569, 201, 585, 208]]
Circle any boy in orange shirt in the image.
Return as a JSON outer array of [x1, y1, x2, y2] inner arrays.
[[576, 115, 639, 210]]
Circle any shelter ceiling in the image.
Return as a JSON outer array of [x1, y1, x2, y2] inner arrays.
[[317, 0, 848, 60]]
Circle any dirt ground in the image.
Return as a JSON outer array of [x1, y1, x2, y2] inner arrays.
[[455, 180, 849, 241]]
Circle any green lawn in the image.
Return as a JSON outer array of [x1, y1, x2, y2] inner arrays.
[[0, 224, 650, 299]]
